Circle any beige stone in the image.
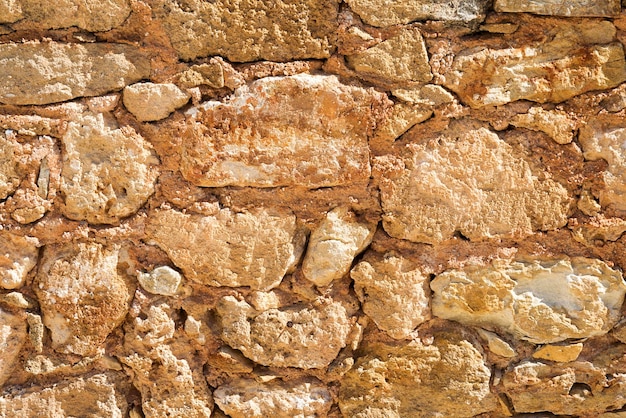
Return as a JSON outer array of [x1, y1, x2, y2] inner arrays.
[[217, 296, 351, 369], [207, 346, 254, 374], [181, 74, 385, 188], [123, 83, 190, 122], [392, 84, 455, 106], [345, 0, 490, 27], [372, 102, 432, 143], [0, 292, 30, 309], [0, 231, 38, 289], [572, 216, 626, 244], [533, 343, 583, 362], [0, 41, 150, 105], [477, 329, 516, 358], [510, 107, 577, 144], [146, 207, 303, 291], [179, 62, 225, 89], [578, 190, 601, 216], [60, 111, 159, 224], [0, 308, 27, 386], [0, 0, 23, 23], [35, 242, 133, 356], [302, 207, 376, 287], [346, 28, 432, 83], [339, 329, 498, 417], [0, 134, 19, 200], [351, 252, 430, 339], [137, 266, 182, 296], [150, 0, 339, 62], [214, 378, 332, 418], [26, 312, 43, 353], [378, 123, 571, 244], [495, 0, 620, 16], [431, 257, 626, 344], [443, 21, 626, 108]]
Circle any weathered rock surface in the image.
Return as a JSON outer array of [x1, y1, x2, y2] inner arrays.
[[351, 251, 430, 339], [214, 378, 332, 418], [378, 123, 571, 244], [443, 21, 626, 108], [0, 42, 150, 105], [0, 134, 19, 200], [137, 266, 181, 296], [345, 0, 490, 27], [430, 257, 626, 343], [146, 207, 303, 291], [302, 207, 376, 287], [0, 309, 27, 387], [217, 296, 351, 369], [510, 107, 577, 144], [34, 242, 132, 356], [477, 329, 516, 358], [392, 84, 454, 106], [123, 83, 190, 122], [150, 0, 339, 62], [60, 111, 159, 224], [533, 343, 583, 362], [372, 102, 432, 143], [0, 231, 38, 289], [181, 74, 385, 188], [339, 328, 498, 417], [495, 0, 621, 17]]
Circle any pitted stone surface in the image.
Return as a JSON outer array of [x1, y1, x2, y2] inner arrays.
[[0, 231, 38, 289], [0, 308, 27, 387], [0, 134, 19, 200], [495, 0, 621, 17], [123, 83, 190, 122]]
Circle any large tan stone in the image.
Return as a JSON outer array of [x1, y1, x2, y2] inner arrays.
[[339, 328, 498, 417], [149, 0, 339, 62], [350, 251, 431, 339], [123, 83, 190, 122], [181, 74, 385, 188], [377, 123, 571, 244], [430, 257, 626, 344], [0, 42, 150, 105], [443, 21, 626, 108], [510, 107, 577, 144], [0, 134, 19, 200], [214, 378, 332, 418], [495, 0, 620, 17], [0, 308, 27, 387], [0, 231, 38, 289], [217, 296, 351, 369], [34, 242, 133, 356], [60, 111, 159, 224], [0, 0, 22, 23], [146, 207, 303, 291]]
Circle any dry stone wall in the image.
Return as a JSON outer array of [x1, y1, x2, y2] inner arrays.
[[5, 1, 626, 417]]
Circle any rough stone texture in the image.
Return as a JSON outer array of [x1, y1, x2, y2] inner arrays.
[[0, 42, 150, 105], [149, 0, 339, 62], [351, 251, 430, 339], [510, 107, 577, 144], [431, 257, 626, 343], [60, 111, 159, 224], [123, 83, 190, 122], [146, 207, 303, 291], [0, 134, 19, 200], [345, 0, 490, 27], [214, 378, 332, 418], [137, 266, 181, 296], [339, 328, 499, 417], [217, 296, 351, 369], [378, 123, 571, 244], [372, 102, 432, 143], [495, 0, 621, 17], [477, 329, 516, 358], [0, 308, 27, 387], [0, 231, 38, 289], [533, 343, 583, 362], [34, 242, 132, 356], [302, 207, 376, 287], [180, 74, 385, 188], [443, 21, 626, 108]]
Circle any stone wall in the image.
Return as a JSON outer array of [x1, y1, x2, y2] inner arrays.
[[3, 0, 626, 417]]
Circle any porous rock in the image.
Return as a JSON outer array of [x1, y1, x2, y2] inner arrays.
[[495, 0, 621, 17], [123, 83, 190, 122], [430, 257, 626, 344], [0, 308, 27, 386], [510, 107, 577, 144], [0, 133, 19, 200], [372, 102, 432, 143], [137, 266, 182, 296], [0, 231, 38, 289]]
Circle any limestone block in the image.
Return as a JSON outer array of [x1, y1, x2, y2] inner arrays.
[[346, 28, 432, 83], [181, 74, 385, 188], [0, 42, 150, 105], [345, 0, 490, 27], [214, 378, 332, 418], [302, 207, 376, 287], [339, 329, 498, 417], [0, 231, 38, 289], [146, 207, 303, 291], [378, 124, 571, 244], [350, 252, 430, 339], [0, 0, 22, 23], [137, 266, 182, 296], [572, 216, 626, 244], [217, 296, 351, 369], [392, 84, 454, 106], [533, 343, 583, 362], [495, 0, 621, 17], [372, 102, 432, 143], [477, 329, 516, 358], [60, 112, 159, 224], [123, 83, 190, 122], [34, 242, 133, 356], [430, 257, 626, 344], [149, 0, 339, 62], [443, 21, 626, 108], [0, 308, 27, 386], [510, 107, 577, 144], [0, 134, 19, 200]]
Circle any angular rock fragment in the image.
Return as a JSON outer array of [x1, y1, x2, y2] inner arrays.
[[217, 296, 351, 369], [214, 378, 332, 418], [377, 123, 571, 244], [150, 0, 339, 62], [35, 242, 133, 356], [0, 41, 150, 105], [0, 231, 38, 289], [495, 0, 620, 17], [430, 257, 626, 344], [351, 251, 430, 339], [302, 207, 376, 287], [477, 329, 516, 358], [146, 207, 303, 291], [510, 107, 577, 144], [123, 82, 190, 122], [339, 328, 498, 417], [392, 84, 454, 106], [372, 102, 432, 143], [0, 134, 19, 200], [137, 266, 181, 296], [533, 343, 583, 362], [443, 21, 626, 108], [60, 111, 159, 224], [181, 74, 385, 188], [0, 308, 27, 386]]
